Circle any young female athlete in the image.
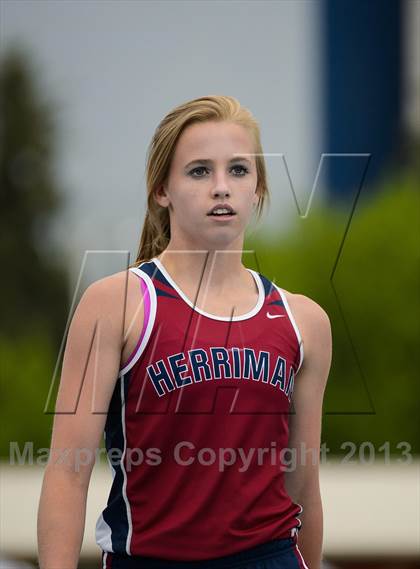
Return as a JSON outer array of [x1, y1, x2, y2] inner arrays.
[[37, 95, 332, 569]]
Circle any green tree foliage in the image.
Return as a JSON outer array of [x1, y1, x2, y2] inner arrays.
[[0, 48, 69, 457], [246, 169, 420, 456]]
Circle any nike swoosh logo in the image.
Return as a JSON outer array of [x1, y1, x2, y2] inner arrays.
[[266, 312, 286, 319]]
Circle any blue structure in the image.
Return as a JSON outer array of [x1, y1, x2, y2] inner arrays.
[[323, 0, 402, 202]]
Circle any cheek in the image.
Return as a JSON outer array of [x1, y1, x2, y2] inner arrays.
[[167, 179, 193, 206], [171, 188, 202, 217], [242, 182, 259, 206], [239, 173, 257, 192]]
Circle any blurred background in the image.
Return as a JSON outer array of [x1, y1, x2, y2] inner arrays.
[[1, 0, 419, 568]]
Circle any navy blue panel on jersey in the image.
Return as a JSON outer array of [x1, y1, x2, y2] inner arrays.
[[101, 374, 131, 553], [101, 535, 307, 568]]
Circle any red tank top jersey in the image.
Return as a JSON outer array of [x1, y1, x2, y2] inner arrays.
[[95, 257, 305, 561]]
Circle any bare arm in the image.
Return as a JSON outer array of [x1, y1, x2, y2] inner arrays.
[[284, 295, 332, 569], [37, 271, 139, 569]]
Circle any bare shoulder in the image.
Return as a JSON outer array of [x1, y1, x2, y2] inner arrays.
[[83, 268, 136, 296], [76, 269, 144, 343], [81, 268, 142, 310], [281, 288, 332, 360], [282, 289, 330, 327]]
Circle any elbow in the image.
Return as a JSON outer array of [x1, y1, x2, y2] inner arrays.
[[43, 456, 94, 490]]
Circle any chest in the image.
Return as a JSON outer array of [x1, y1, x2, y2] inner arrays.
[[125, 301, 299, 412]]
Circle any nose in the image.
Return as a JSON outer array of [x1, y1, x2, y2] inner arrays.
[[211, 171, 231, 199]]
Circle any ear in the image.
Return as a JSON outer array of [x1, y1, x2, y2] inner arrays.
[[154, 183, 170, 208]]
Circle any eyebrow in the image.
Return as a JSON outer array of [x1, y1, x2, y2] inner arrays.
[[184, 157, 253, 169]]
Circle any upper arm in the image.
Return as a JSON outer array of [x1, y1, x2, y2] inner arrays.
[[47, 271, 140, 485], [284, 295, 332, 499]]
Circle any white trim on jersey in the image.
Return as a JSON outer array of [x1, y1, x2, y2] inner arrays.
[[273, 284, 304, 374], [295, 543, 310, 569], [120, 375, 133, 555], [152, 257, 265, 322], [294, 502, 303, 532], [118, 266, 158, 378]]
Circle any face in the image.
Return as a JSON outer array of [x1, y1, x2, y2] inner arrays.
[[155, 121, 259, 251]]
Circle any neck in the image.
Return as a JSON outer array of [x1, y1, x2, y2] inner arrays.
[[156, 245, 248, 291]]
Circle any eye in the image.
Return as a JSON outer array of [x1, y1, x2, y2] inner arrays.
[[189, 166, 209, 178], [231, 165, 249, 176], [188, 165, 249, 178]]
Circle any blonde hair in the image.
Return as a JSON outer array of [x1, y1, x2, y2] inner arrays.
[[131, 95, 270, 267]]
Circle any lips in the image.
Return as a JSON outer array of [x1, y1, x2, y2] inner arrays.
[[207, 203, 236, 215]]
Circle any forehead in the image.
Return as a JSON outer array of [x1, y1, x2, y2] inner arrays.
[[173, 121, 255, 163]]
